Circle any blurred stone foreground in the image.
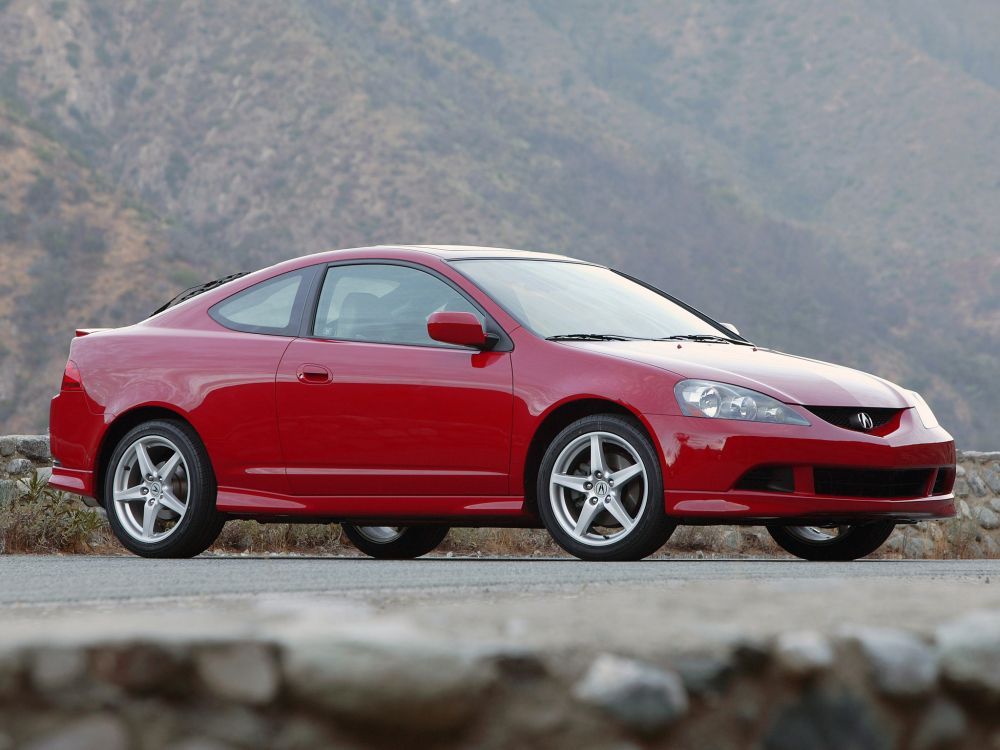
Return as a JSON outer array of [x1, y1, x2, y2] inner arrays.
[[1, 589, 1000, 749]]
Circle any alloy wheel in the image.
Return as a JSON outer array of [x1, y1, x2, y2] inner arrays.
[[548, 431, 648, 547], [112, 435, 190, 543]]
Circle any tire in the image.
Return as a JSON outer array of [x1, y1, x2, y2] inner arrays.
[[342, 524, 449, 559], [104, 419, 225, 558], [767, 522, 895, 561], [536, 414, 675, 561]]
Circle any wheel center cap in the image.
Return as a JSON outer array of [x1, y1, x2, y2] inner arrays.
[[595, 480, 610, 497], [151, 483, 162, 495]]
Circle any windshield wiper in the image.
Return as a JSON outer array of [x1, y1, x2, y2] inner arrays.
[[656, 334, 754, 346], [546, 333, 638, 342]]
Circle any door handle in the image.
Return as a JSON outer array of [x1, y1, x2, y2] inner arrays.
[[296, 364, 331, 384]]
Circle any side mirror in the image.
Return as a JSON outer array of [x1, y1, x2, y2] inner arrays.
[[427, 311, 488, 349], [721, 322, 741, 336]]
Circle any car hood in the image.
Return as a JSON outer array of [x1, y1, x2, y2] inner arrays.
[[577, 341, 913, 408]]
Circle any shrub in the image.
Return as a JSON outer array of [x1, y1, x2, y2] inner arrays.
[[0, 473, 109, 554], [24, 174, 59, 214]]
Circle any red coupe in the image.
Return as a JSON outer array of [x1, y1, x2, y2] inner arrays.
[[48, 245, 955, 561]]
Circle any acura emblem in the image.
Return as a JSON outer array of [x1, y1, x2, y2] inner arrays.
[[849, 412, 875, 431]]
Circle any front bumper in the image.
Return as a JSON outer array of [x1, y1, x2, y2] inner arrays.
[[648, 408, 956, 522]]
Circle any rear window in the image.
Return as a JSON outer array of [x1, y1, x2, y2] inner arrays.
[[209, 270, 310, 335]]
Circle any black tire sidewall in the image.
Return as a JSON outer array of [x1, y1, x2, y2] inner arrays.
[[104, 419, 222, 558], [536, 414, 674, 561], [342, 524, 450, 559], [767, 521, 896, 561]]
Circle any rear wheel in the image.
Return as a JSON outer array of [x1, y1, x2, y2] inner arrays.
[[537, 414, 675, 561], [767, 522, 895, 561], [104, 419, 225, 558], [342, 524, 449, 559]]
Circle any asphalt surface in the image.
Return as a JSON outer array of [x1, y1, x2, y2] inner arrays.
[[2, 556, 999, 654], [1, 555, 996, 605]]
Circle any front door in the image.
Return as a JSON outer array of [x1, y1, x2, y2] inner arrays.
[[276, 262, 513, 497]]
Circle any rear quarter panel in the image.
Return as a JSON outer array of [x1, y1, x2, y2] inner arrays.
[[73, 324, 293, 495]]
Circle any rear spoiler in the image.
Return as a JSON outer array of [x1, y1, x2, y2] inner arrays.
[[76, 328, 111, 337], [149, 272, 250, 317]]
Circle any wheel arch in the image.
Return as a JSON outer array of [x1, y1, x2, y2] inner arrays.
[[521, 397, 662, 512], [94, 405, 203, 507]]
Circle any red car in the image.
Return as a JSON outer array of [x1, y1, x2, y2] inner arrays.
[[48, 245, 955, 561]]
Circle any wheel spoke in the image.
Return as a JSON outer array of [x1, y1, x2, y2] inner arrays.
[[573, 499, 603, 537], [142, 502, 159, 539], [159, 451, 182, 482], [159, 489, 186, 516], [552, 473, 590, 493], [114, 485, 147, 503], [603, 496, 635, 531], [134, 440, 155, 478], [589, 435, 607, 475], [609, 463, 643, 488]]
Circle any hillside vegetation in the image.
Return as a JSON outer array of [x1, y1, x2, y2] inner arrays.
[[0, 0, 997, 446]]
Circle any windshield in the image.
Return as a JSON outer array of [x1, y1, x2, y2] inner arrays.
[[454, 259, 733, 341]]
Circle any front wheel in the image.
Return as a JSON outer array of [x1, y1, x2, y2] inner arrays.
[[767, 522, 895, 561], [537, 414, 675, 561], [342, 524, 450, 559]]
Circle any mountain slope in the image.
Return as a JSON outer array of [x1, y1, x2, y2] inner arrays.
[[0, 0, 996, 446]]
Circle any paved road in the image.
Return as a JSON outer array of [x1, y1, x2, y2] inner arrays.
[[0, 555, 996, 606], [2, 556, 999, 653]]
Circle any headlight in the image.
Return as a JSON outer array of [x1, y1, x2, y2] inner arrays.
[[909, 390, 939, 430], [674, 379, 811, 425]]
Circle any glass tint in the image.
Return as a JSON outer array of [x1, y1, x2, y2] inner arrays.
[[455, 259, 727, 340], [212, 271, 304, 333], [313, 264, 482, 346]]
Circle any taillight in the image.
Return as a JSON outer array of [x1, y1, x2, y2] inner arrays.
[[61, 360, 82, 390]]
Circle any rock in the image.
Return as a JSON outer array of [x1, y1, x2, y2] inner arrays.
[[283, 627, 496, 733], [0, 436, 13, 457], [29, 647, 88, 693], [967, 472, 989, 497], [90, 643, 183, 692], [573, 654, 688, 735], [762, 688, 894, 750], [22, 715, 129, 750], [0, 479, 20, 506], [720, 529, 744, 553], [985, 468, 1000, 494], [957, 500, 972, 519], [989, 498, 1000, 514], [15, 435, 50, 461], [911, 699, 967, 750], [902, 535, 932, 559], [937, 611, 1000, 698], [165, 739, 237, 750], [955, 465, 966, 478], [674, 653, 733, 696], [841, 627, 938, 698], [5, 458, 34, 476], [196, 642, 280, 705], [774, 631, 834, 677], [975, 506, 1000, 530]]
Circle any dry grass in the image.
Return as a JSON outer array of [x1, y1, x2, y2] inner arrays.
[[0, 474, 112, 554], [2, 483, 997, 559]]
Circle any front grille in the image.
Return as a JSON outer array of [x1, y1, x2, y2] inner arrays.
[[813, 467, 932, 498], [805, 406, 901, 432]]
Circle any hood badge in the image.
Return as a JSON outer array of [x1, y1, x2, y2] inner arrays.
[[850, 412, 875, 431]]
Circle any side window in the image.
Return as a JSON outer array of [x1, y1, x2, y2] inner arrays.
[[312, 264, 484, 346], [210, 270, 308, 335]]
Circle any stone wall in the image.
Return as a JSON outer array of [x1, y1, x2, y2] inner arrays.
[[0, 434, 52, 505], [1, 609, 999, 748]]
